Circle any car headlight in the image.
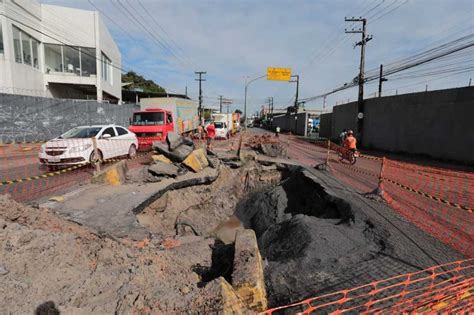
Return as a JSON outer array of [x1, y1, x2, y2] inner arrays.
[[69, 144, 92, 153]]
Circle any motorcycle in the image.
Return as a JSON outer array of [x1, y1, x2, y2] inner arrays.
[[338, 148, 358, 165]]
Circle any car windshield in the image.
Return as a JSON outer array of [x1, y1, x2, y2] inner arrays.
[[59, 127, 102, 139], [133, 112, 164, 125], [214, 122, 225, 128]]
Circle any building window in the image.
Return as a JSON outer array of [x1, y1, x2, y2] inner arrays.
[[22, 32, 32, 65], [13, 27, 21, 63], [0, 23, 4, 54], [32, 39, 39, 68], [63, 46, 80, 74], [81, 47, 97, 77], [45, 44, 63, 73], [12, 26, 40, 68], [44, 44, 96, 77], [101, 52, 112, 84]]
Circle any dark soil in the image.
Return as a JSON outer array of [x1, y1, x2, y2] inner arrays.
[[236, 167, 392, 307]]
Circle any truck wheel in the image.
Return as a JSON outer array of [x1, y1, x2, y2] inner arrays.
[[128, 144, 137, 159]]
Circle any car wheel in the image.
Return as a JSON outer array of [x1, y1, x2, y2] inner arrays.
[[89, 150, 103, 166], [128, 144, 137, 159]]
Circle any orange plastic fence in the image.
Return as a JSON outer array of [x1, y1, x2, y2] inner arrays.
[[261, 258, 474, 314], [288, 139, 474, 258]]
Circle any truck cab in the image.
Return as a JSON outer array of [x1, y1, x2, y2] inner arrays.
[[128, 108, 174, 148]]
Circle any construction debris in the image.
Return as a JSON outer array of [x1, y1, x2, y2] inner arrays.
[[151, 154, 172, 164], [183, 149, 209, 172], [148, 161, 180, 178]]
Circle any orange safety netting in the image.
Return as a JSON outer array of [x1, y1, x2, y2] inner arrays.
[[287, 139, 474, 258], [261, 258, 474, 314]]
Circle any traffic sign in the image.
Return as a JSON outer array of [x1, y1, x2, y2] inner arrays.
[[267, 67, 292, 81]]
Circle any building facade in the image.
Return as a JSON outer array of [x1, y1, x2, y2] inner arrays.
[[0, 0, 121, 102]]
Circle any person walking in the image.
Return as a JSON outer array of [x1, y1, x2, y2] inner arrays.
[[340, 129, 347, 145], [275, 126, 281, 138], [206, 120, 216, 149]]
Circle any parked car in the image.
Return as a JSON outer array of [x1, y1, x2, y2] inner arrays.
[[39, 125, 138, 169]]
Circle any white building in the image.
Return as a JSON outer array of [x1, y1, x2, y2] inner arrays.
[[0, 0, 121, 103]]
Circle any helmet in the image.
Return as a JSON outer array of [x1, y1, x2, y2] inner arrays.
[[347, 130, 354, 135]]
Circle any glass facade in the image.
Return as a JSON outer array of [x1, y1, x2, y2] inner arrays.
[[12, 26, 39, 68], [81, 47, 97, 77], [44, 44, 96, 77], [44, 44, 62, 72], [13, 27, 21, 63], [22, 32, 32, 65], [101, 52, 112, 84], [63, 46, 79, 74]]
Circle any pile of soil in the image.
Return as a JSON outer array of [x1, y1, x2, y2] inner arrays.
[[236, 168, 391, 307], [0, 194, 232, 313]]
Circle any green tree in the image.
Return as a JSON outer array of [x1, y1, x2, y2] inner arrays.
[[122, 71, 166, 93]]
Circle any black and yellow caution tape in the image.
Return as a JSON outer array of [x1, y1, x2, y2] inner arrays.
[[0, 152, 149, 187], [359, 154, 382, 161], [383, 177, 473, 213]]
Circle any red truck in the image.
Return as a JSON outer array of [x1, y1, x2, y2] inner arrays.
[[128, 97, 199, 148]]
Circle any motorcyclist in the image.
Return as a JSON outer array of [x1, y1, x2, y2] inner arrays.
[[343, 130, 357, 153]]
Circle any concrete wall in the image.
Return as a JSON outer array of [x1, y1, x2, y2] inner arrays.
[[319, 113, 332, 139], [272, 112, 308, 136], [0, 93, 138, 142], [322, 87, 474, 163]]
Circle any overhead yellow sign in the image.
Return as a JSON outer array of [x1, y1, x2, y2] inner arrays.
[[267, 67, 292, 81]]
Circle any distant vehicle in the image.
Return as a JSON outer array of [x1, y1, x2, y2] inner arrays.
[[212, 113, 232, 139], [128, 97, 199, 147], [247, 123, 254, 128], [39, 125, 138, 169]]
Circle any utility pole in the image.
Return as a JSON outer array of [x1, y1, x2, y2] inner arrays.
[[185, 86, 188, 97], [268, 97, 274, 128], [195, 71, 206, 123], [219, 95, 223, 113], [290, 75, 299, 134], [323, 95, 327, 109], [345, 17, 372, 142], [378, 64, 388, 97]]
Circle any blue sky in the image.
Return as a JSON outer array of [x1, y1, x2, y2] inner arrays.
[[41, 0, 474, 114]]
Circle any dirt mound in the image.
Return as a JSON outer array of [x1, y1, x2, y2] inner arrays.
[[0, 194, 239, 314], [236, 168, 391, 306]]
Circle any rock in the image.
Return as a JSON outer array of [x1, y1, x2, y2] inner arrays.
[[48, 196, 64, 203], [91, 160, 128, 186], [260, 143, 285, 157], [148, 162, 179, 178], [151, 154, 172, 164], [232, 229, 267, 312], [180, 286, 191, 295], [183, 149, 209, 172], [153, 141, 194, 162], [0, 266, 9, 275], [191, 277, 249, 314], [166, 132, 185, 151]]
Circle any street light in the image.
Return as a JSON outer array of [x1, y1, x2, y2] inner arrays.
[[244, 74, 266, 129]]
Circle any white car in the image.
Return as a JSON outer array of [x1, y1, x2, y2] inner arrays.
[[39, 125, 138, 169]]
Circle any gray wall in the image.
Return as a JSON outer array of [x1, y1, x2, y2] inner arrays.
[[272, 112, 308, 136], [322, 87, 474, 163], [0, 93, 138, 142], [319, 113, 332, 139]]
